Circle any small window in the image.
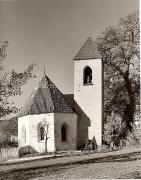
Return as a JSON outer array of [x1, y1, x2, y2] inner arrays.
[[83, 66, 92, 85], [21, 125, 26, 144], [61, 124, 67, 142], [40, 127, 45, 141]]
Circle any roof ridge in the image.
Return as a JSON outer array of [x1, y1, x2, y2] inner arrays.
[[19, 74, 73, 117], [47, 75, 73, 112], [44, 75, 55, 112]]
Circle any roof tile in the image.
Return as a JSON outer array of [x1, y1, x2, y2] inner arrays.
[[74, 36, 101, 60], [19, 75, 73, 117]]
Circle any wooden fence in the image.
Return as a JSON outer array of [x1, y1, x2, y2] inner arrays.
[[0, 147, 19, 162]]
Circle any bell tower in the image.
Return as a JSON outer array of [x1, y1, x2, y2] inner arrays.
[[74, 36, 103, 146]]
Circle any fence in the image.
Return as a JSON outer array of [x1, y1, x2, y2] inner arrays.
[[0, 147, 19, 162]]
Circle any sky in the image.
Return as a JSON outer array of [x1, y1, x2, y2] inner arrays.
[[0, 0, 139, 116]]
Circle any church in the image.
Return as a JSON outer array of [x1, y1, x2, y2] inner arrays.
[[18, 36, 103, 152]]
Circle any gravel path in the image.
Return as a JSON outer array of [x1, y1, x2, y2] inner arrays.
[[37, 158, 141, 179], [0, 147, 141, 179]]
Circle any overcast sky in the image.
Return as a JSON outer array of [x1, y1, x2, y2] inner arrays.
[[0, 0, 139, 114]]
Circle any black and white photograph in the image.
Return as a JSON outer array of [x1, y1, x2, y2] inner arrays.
[[0, 0, 140, 179]]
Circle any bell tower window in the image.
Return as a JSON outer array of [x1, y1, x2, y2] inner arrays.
[[83, 66, 92, 85]]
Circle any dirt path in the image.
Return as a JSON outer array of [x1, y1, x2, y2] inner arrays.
[[0, 148, 141, 179]]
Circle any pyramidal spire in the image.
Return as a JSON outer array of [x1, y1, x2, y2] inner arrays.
[[19, 75, 73, 117], [74, 36, 101, 60], [43, 66, 46, 76]]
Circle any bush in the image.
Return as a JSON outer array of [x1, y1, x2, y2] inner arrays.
[[18, 145, 37, 157], [97, 145, 109, 152], [103, 113, 126, 146], [0, 141, 18, 148], [85, 137, 97, 151], [124, 124, 141, 146]]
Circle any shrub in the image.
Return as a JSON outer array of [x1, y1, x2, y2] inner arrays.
[[85, 137, 97, 151], [18, 145, 37, 157], [124, 123, 141, 146], [103, 113, 126, 146]]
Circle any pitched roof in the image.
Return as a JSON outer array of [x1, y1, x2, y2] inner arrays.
[[19, 75, 73, 117], [74, 36, 101, 60], [64, 94, 90, 126]]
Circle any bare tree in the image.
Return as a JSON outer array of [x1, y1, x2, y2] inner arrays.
[[0, 42, 35, 118], [41, 120, 50, 153]]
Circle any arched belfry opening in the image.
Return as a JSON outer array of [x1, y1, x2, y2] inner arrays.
[[61, 124, 68, 142], [83, 66, 92, 85]]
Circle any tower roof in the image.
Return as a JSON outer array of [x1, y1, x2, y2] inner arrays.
[[74, 36, 101, 60], [19, 75, 73, 117]]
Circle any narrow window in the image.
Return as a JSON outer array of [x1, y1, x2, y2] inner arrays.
[[83, 66, 92, 85], [21, 125, 26, 144], [40, 127, 45, 141], [61, 124, 67, 141]]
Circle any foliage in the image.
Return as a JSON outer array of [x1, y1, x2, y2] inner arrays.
[[0, 117, 18, 147], [124, 123, 141, 146], [97, 11, 140, 133], [18, 145, 37, 157], [85, 136, 97, 151], [103, 112, 126, 145], [0, 41, 35, 118], [0, 141, 18, 148]]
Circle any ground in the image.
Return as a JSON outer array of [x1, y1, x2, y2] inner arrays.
[[0, 148, 141, 179]]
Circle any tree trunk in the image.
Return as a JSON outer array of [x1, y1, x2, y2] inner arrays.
[[124, 76, 136, 132], [45, 134, 48, 153]]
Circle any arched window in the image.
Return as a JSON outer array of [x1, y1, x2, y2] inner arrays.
[[61, 124, 67, 142], [83, 66, 92, 85], [40, 127, 45, 141], [21, 125, 26, 144]]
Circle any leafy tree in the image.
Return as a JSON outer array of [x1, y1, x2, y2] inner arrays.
[[97, 11, 140, 135], [103, 112, 126, 146], [125, 123, 141, 146], [0, 41, 35, 118]]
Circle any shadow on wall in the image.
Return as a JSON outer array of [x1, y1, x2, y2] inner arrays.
[[64, 94, 90, 149]]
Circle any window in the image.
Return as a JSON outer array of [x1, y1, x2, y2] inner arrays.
[[40, 127, 45, 141], [21, 125, 26, 144], [83, 66, 92, 85], [61, 124, 67, 142]]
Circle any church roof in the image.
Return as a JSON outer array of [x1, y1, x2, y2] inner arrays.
[[74, 36, 101, 60], [64, 94, 90, 126], [19, 75, 73, 117]]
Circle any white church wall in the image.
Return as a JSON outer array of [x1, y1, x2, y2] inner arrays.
[[74, 59, 103, 146], [18, 113, 55, 153], [29, 113, 55, 153], [54, 113, 77, 151], [18, 115, 30, 147]]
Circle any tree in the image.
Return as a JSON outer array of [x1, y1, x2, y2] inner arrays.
[[96, 11, 140, 135], [0, 42, 35, 118], [103, 112, 126, 146], [41, 120, 50, 152]]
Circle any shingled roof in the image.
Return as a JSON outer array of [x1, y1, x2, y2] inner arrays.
[[19, 75, 73, 117], [64, 94, 90, 126], [74, 36, 101, 60]]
